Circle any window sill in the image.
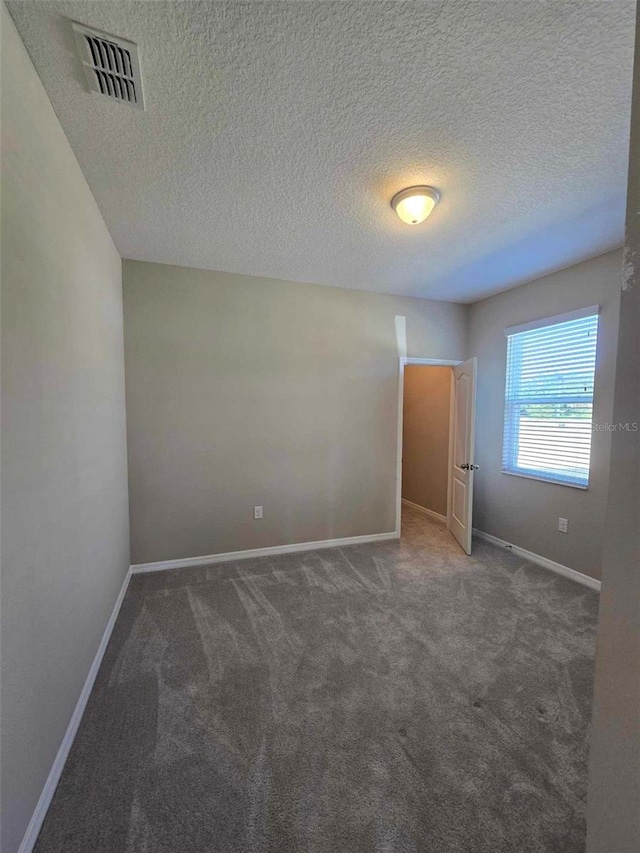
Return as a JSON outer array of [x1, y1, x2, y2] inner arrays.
[[501, 469, 589, 490]]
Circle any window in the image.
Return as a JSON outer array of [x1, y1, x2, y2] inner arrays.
[[502, 306, 599, 488]]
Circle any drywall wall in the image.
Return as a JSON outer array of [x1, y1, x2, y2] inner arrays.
[[587, 7, 640, 850], [468, 249, 622, 580], [402, 366, 451, 516], [123, 261, 467, 564], [0, 7, 130, 852]]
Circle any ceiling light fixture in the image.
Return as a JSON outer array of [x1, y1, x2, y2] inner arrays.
[[391, 185, 441, 225]]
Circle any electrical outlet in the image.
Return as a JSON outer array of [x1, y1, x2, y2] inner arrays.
[[254, 506, 263, 520], [558, 517, 568, 534]]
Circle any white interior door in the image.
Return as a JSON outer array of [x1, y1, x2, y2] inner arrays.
[[448, 357, 478, 555]]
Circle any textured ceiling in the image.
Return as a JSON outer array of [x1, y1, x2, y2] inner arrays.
[[6, 1, 636, 302]]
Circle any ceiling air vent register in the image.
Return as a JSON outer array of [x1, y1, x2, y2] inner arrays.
[[72, 22, 144, 110]]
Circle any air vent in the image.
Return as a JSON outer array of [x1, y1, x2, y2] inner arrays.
[[72, 22, 144, 110]]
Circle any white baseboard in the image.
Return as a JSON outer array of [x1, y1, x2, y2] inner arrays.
[[401, 498, 447, 524], [18, 566, 133, 853], [472, 529, 601, 592], [131, 530, 399, 574]]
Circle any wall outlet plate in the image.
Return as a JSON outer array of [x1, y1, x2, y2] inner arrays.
[[254, 506, 263, 520], [558, 517, 568, 533]]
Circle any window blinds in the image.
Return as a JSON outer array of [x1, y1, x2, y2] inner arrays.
[[502, 309, 599, 488]]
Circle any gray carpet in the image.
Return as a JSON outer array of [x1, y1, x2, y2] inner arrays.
[[35, 508, 598, 852]]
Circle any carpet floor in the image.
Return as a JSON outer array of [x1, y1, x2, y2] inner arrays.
[[35, 508, 599, 852]]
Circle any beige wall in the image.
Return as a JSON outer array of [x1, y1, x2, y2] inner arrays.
[[587, 8, 640, 850], [123, 260, 468, 564], [0, 7, 130, 852], [468, 249, 622, 580], [402, 366, 451, 517]]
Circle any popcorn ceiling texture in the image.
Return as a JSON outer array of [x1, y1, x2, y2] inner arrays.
[[6, 0, 635, 302]]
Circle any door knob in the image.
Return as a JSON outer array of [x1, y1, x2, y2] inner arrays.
[[461, 463, 479, 470]]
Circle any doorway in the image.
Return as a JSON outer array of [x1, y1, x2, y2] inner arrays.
[[396, 357, 477, 554], [402, 363, 451, 523]]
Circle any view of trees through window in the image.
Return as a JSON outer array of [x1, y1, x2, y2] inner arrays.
[[503, 311, 599, 487]]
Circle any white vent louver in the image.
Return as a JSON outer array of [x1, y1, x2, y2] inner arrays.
[[72, 22, 144, 110]]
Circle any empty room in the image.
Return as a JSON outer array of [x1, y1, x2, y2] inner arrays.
[[1, 2, 638, 852]]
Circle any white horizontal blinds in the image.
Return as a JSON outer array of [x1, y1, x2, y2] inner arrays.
[[502, 311, 599, 487]]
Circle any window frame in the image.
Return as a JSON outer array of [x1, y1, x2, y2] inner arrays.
[[501, 305, 600, 490]]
